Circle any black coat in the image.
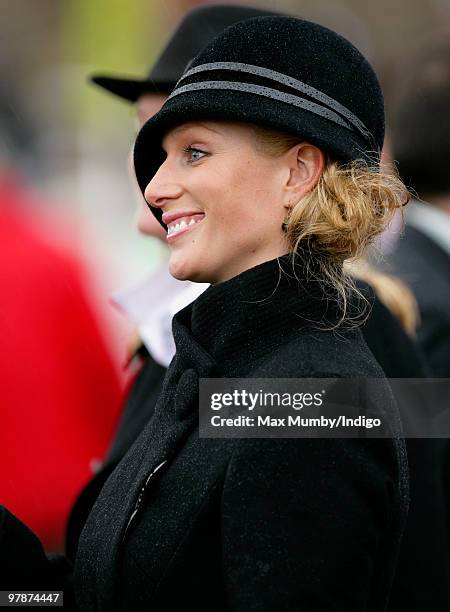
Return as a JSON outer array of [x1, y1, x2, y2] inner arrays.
[[66, 280, 422, 559], [68, 256, 407, 611], [383, 224, 450, 377], [359, 288, 450, 609], [0, 256, 408, 609], [380, 223, 450, 608], [67, 281, 450, 610], [66, 280, 439, 606]]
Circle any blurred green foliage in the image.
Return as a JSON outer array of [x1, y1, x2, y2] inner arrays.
[[61, 0, 164, 132]]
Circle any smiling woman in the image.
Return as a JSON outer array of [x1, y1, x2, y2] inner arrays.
[[75, 16, 411, 611], [145, 119, 406, 299], [146, 121, 302, 284]]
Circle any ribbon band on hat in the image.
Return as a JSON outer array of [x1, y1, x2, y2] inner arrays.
[[172, 61, 374, 147]]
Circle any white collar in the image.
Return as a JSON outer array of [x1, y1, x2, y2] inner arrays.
[[111, 264, 208, 367], [407, 200, 450, 256]]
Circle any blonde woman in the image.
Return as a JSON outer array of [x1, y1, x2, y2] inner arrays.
[[0, 16, 409, 611]]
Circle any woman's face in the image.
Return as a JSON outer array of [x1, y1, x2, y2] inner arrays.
[[144, 121, 290, 284]]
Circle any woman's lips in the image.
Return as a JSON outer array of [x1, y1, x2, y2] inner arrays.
[[166, 213, 205, 242]]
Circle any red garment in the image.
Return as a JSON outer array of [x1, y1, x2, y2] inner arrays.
[[0, 176, 126, 552]]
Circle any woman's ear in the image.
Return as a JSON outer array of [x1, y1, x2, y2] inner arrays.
[[283, 143, 325, 209]]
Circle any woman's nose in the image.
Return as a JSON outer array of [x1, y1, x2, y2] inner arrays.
[[144, 160, 183, 209]]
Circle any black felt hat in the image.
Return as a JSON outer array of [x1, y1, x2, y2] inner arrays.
[[134, 16, 385, 229], [90, 5, 280, 101]]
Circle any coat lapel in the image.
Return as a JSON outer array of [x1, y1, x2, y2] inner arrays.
[[74, 316, 220, 610]]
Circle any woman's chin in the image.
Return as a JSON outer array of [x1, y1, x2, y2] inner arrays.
[[169, 256, 196, 282], [168, 254, 213, 284]]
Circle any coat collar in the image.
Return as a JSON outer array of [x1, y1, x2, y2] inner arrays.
[[173, 252, 342, 373]]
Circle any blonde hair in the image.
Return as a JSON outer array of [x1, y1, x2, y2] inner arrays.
[[251, 125, 410, 327], [345, 260, 420, 336]]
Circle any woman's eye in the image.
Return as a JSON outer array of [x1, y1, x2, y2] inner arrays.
[[184, 146, 207, 163]]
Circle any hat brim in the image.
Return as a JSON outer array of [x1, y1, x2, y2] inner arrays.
[[133, 89, 369, 228], [90, 75, 175, 102]]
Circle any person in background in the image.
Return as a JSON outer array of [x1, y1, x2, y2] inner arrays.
[[0, 100, 125, 552], [65, 3, 281, 561], [386, 34, 450, 378], [379, 33, 450, 609]]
